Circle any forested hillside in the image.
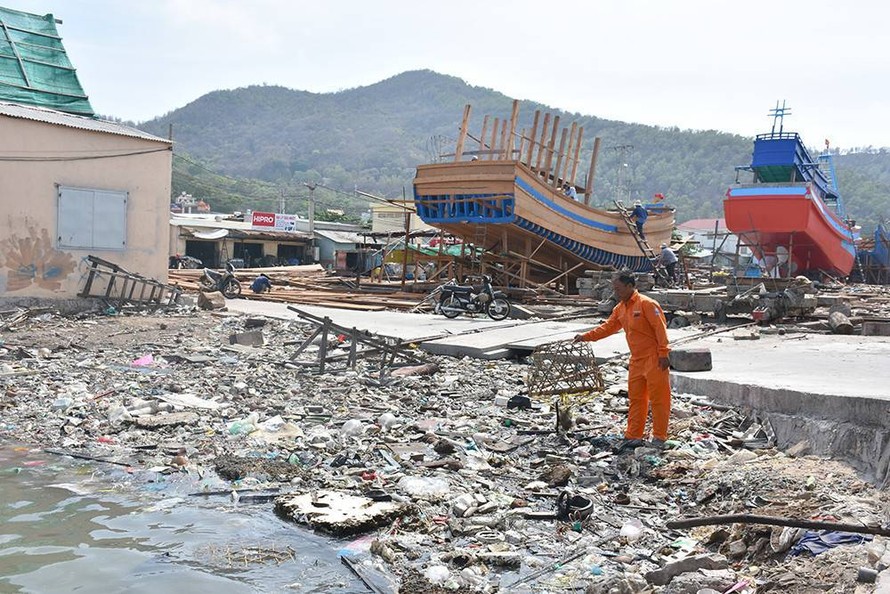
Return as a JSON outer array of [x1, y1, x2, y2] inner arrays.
[[138, 70, 890, 231]]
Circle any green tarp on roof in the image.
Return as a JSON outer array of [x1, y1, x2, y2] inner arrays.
[[0, 6, 93, 115]]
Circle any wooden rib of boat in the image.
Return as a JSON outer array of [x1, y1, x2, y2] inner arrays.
[[412, 101, 674, 287]]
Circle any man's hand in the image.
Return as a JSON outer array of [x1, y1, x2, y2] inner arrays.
[[573, 334, 584, 343], [658, 357, 670, 370]]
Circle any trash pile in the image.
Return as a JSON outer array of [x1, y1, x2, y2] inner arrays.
[[1, 307, 889, 593]]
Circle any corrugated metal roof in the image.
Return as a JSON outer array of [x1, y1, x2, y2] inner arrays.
[[313, 229, 368, 244], [179, 226, 310, 242], [0, 101, 170, 143]]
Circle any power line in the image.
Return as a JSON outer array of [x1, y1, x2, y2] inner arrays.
[[0, 147, 171, 161]]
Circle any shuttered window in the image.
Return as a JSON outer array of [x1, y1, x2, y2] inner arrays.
[[57, 186, 128, 250]]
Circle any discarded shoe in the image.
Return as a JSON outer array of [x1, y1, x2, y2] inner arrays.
[[649, 438, 666, 450], [615, 438, 646, 454]]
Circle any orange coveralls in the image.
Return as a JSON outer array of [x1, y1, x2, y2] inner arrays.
[[579, 290, 671, 441]]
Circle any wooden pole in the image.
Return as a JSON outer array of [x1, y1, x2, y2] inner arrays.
[[535, 113, 551, 172], [489, 118, 499, 161], [479, 115, 490, 158], [518, 128, 527, 165], [505, 99, 520, 161], [553, 127, 568, 189], [526, 110, 541, 167], [569, 126, 584, 185], [454, 104, 472, 162], [561, 123, 578, 184], [543, 115, 560, 184], [583, 137, 602, 204], [498, 118, 508, 161], [400, 191, 411, 290]]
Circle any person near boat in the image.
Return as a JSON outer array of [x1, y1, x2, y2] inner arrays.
[[573, 271, 671, 449]]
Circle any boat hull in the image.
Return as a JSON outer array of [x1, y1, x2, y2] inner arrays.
[[724, 183, 855, 276], [413, 160, 673, 278]]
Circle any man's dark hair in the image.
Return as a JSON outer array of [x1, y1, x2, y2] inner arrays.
[[612, 271, 636, 286]]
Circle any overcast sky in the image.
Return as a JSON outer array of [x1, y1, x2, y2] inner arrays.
[[6, 0, 889, 148]]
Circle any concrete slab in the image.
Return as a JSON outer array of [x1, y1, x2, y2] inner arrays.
[[225, 299, 518, 342], [672, 333, 890, 408], [421, 321, 591, 358]]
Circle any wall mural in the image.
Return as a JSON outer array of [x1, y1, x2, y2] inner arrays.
[[0, 225, 77, 293]]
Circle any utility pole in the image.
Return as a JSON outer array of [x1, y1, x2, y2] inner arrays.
[[279, 187, 286, 214], [304, 182, 317, 262]]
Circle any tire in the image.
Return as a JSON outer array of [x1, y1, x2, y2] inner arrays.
[[486, 297, 511, 320], [222, 278, 241, 299], [440, 294, 462, 318]]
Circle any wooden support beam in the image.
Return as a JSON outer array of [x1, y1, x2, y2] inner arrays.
[[543, 115, 560, 183], [518, 128, 526, 163], [479, 115, 490, 157], [498, 118, 508, 160], [505, 99, 520, 160], [525, 110, 541, 166], [454, 104, 472, 162], [489, 117, 499, 161], [535, 113, 551, 172], [553, 127, 568, 188], [569, 126, 584, 186], [584, 136, 602, 204], [561, 123, 578, 184]]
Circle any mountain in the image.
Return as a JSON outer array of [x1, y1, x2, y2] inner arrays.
[[138, 70, 890, 231]]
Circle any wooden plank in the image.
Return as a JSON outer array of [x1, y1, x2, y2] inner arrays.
[[525, 110, 540, 166], [553, 127, 568, 188], [569, 126, 583, 186], [584, 136, 602, 204], [535, 113, 551, 171], [454, 104, 472, 162], [489, 117, 499, 161], [517, 128, 526, 164], [505, 99, 520, 161], [498, 118, 508, 161]]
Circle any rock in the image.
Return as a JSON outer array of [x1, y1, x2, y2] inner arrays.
[[786, 440, 811, 457], [433, 440, 457, 456], [539, 464, 572, 487], [669, 348, 712, 372], [197, 291, 226, 310], [728, 539, 748, 559], [229, 330, 265, 346], [645, 554, 729, 586]]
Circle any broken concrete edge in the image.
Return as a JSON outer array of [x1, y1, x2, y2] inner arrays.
[[0, 296, 101, 315], [672, 374, 890, 487]]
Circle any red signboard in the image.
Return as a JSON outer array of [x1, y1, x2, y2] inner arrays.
[[251, 211, 276, 227]]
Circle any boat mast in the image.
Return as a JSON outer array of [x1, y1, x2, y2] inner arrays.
[[769, 100, 791, 136]]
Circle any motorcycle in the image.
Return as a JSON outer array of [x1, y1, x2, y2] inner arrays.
[[434, 275, 511, 321], [200, 262, 241, 298]]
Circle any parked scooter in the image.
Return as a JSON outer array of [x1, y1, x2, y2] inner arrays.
[[200, 262, 241, 298], [434, 275, 511, 320]]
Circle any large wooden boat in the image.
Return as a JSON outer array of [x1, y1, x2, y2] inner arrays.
[[412, 102, 674, 287], [724, 103, 856, 277]]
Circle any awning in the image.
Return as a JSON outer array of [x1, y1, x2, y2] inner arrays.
[[193, 229, 229, 240]]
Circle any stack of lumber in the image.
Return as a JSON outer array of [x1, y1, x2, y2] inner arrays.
[[167, 265, 426, 312]]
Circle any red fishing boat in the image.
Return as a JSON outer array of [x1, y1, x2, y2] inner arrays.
[[724, 103, 856, 277]]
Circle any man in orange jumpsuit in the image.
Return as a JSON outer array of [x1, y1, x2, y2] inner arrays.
[[574, 272, 671, 448]]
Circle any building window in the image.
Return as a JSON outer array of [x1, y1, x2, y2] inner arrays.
[[57, 186, 128, 250]]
